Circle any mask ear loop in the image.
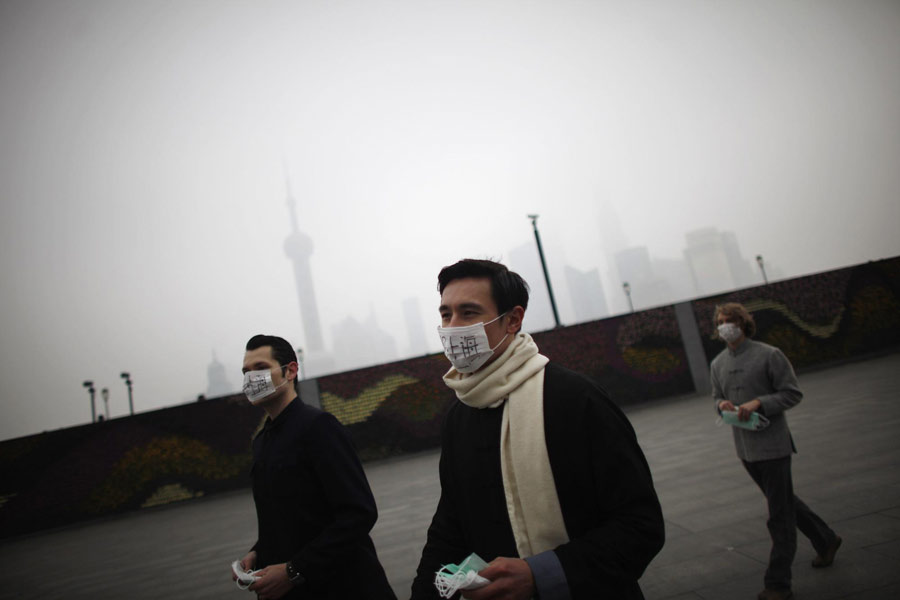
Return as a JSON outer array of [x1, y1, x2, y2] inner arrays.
[[434, 564, 464, 598]]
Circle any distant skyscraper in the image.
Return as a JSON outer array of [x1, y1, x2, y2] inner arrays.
[[402, 297, 430, 356], [650, 257, 695, 303], [331, 310, 398, 372], [613, 246, 682, 310], [596, 197, 633, 313], [683, 227, 754, 296], [509, 242, 556, 332], [721, 231, 755, 288], [614, 246, 654, 284], [565, 266, 608, 323], [206, 351, 232, 397], [282, 172, 325, 353]]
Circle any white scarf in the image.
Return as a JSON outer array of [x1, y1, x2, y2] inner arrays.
[[443, 332, 569, 557]]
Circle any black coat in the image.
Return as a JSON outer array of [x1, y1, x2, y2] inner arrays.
[[412, 362, 664, 599], [251, 398, 395, 599]]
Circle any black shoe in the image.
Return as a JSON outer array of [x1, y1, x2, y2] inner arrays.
[[812, 535, 842, 568]]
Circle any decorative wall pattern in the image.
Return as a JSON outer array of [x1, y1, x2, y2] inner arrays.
[[2, 257, 897, 538], [693, 260, 900, 369]]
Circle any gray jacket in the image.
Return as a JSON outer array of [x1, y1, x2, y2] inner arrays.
[[711, 339, 802, 462]]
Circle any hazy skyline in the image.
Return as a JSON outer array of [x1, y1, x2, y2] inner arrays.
[[2, 0, 899, 441]]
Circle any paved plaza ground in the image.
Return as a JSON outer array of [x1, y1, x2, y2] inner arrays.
[[1, 352, 898, 599]]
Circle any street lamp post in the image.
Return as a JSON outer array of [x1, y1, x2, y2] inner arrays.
[[101, 387, 110, 420], [756, 255, 769, 286], [623, 282, 634, 313], [527, 214, 561, 328], [83, 380, 96, 423], [120, 372, 133, 415]]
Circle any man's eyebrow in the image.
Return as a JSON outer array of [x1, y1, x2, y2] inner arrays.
[[439, 302, 485, 312]]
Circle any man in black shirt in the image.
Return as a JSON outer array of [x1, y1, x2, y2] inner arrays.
[[234, 334, 395, 600], [411, 259, 664, 599]]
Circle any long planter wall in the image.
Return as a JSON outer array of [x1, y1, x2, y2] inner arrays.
[[1, 257, 897, 538]]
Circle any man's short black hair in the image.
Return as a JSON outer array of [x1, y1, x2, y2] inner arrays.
[[245, 334, 298, 390], [437, 259, 530, 314]]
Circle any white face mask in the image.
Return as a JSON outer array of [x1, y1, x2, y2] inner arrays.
[[242, 365, 290, 404], [717, 322, 743, 343], [437, 313, 509, 374]]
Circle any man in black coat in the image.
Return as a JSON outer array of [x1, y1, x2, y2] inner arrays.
[[234, 334, 395, 600], [411, 259, 664, 600]]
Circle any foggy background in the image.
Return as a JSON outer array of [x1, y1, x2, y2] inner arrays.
[[2, 0, 898, 441]]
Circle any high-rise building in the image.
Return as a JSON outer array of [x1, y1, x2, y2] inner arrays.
[[565, 265, 608, 323], [683, 227, 754, 296], [402, 296, 431, 356], [509, 242, 557, 332], [684, 227, 734, 295], [331, 311, 398, 372], [206, 351, 233, 398]]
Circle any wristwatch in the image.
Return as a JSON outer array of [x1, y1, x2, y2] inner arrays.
[[286, 561, 306, 587]]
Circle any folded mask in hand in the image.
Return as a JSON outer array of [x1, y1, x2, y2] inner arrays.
[[231, 560, 261, 591], [434, 552, 491, 598], [719, 409, 770, 431]]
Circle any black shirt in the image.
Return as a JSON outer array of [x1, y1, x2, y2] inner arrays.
[[251, 398, 395, 599]]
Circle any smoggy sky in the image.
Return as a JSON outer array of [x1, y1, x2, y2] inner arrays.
[[2, 0, 898, 441]]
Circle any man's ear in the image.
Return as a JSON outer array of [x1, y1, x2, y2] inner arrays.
[[285, 361, 299, 382], [505, 306, 525, 334]]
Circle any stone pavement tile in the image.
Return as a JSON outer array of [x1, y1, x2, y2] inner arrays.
[[865, 538, 900, 560], [639, 547, 765, 599], [367, 449, 441, 597], [661, 520, 692, 541], [834, 511, 900, 547], [666, 500, 766, 534], [881, 506, 900, 519], [788, 546, 900, 600], [842, 581, 900, 600], [656, 476, 750, 511], [731, 511, 900, 569], [657, 594, 706, 600], [651, 519, 769, 569], [835, 483, 900, 515], [685, 570, 765, 600]]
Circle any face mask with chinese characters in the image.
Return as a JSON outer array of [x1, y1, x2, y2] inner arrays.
[[242, 365, 290, 404], [437, 313, 508, 374], [717, 322, 743, 343]]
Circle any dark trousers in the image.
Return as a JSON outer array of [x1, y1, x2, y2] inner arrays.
[[742, 457, 836, 590]]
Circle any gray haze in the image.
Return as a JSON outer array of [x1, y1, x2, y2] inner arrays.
[[2, 0, 899, 441]]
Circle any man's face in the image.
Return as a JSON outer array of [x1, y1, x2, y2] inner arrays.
[[439, 277, 515, 362], [242, 345, 292, 402], [715, 311, 745, 344], [715, 311, 740, 329]]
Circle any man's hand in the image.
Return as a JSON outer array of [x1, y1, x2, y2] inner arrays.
[[248, 563, 293, 600], [737, 399, 762, 421], [718, 400, 735, 413], [232, 550, 257, 582], [463, 557, 534, 600]]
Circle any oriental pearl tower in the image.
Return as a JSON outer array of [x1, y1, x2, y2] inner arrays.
[[283, 175, 325, 354]]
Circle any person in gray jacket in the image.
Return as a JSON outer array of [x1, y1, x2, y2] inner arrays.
[[711, 302, 841, 600]]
